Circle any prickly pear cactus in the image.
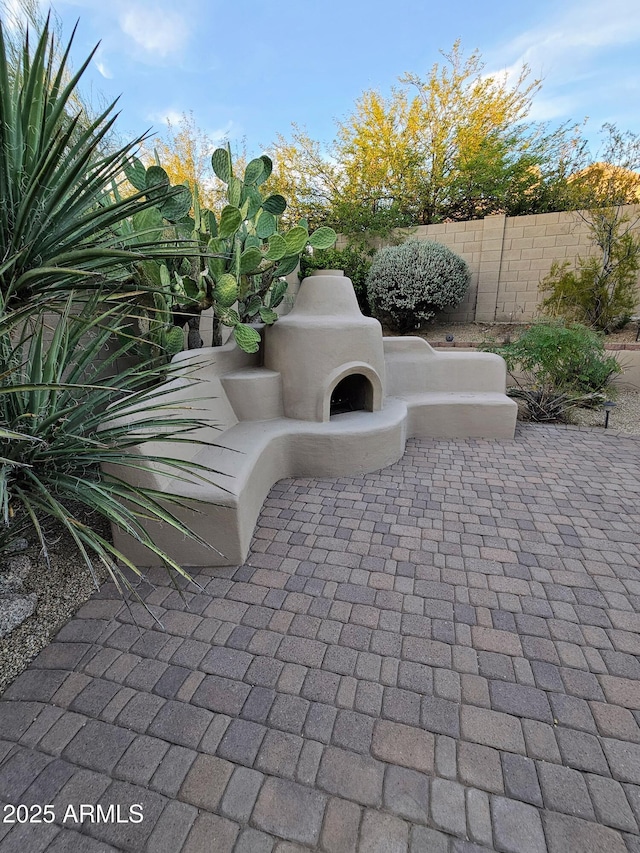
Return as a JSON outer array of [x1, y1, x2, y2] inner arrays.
[[122, 144, 337, 357], [198, 144, 337, 351]]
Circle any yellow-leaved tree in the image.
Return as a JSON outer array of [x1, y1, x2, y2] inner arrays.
[[262, 124, 341, 229], [148, 111, 219, 209], [337, 41, 542, 225], [269, 42, 586, 239]]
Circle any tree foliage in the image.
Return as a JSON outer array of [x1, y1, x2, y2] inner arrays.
[[263, 124, 341, 229], [150, 111, 222, 210], [269, 42, 592, 239], [566, 124, 640, 210], [300, 244, 374, 313]]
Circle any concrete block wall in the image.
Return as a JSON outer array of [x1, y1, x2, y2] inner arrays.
[[338, 205, 640, 323]]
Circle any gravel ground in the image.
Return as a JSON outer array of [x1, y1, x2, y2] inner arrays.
[[421, 318, 640, 345], [0, 521, 110, 695], [568, 389, 640, 435]]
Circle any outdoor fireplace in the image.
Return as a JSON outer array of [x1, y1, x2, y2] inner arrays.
[[330, 373, 373, 416], [109, 269, 517, 568], [264, 270, 384, 422]]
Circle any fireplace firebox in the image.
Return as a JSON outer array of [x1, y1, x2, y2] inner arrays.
[[330, 374, 373, 416]]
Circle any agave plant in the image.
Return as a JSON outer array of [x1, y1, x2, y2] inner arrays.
[[0, 17, 189, 326], [0, 295, 224, 601]]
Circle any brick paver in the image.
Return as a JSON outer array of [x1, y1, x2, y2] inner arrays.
[[0, 425, 639, 851]]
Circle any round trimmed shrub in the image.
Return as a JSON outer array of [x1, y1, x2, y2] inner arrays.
[[366, 240, 469, 332]]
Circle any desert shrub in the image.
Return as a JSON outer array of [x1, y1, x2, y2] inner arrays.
[[482, 321, 621, 421], [300, 245, 373, 313], [539, 207, 640, 333], [366, 240, 469, 332]]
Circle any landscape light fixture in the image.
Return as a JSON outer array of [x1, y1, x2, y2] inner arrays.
[[603, 400, 616, 429]]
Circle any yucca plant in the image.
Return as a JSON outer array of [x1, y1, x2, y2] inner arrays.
[[1, 296, 223, 602], [0, 16, 189, 325], [0, 18, 227, 609]]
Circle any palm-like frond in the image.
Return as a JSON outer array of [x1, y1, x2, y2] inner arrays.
[[1, 296, 224, 602], [0, 18, 193, 312]]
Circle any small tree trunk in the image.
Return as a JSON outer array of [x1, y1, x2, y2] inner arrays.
[[187, 315, 203, 349], [211, 316, 223, 347]]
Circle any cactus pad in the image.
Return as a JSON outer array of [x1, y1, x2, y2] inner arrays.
[[244, 158, 265, 185], [165, 326, 185, 355], [212, 147, 232, 183], [219, 205, 243, 238], [240, 247, 263, 274], [256, 211, 277, 239], [124, 157, 147, 191], [309, 226, 337, 250], [284, 226, 309, 256], [262, 194, 287, 215], [214, 273, 239, 307], [266, 233, 287, 261], [233, 323, 261, 353]]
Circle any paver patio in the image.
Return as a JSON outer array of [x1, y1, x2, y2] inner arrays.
[[0, 424, 639, 853]]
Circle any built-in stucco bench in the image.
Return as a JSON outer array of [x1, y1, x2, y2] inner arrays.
[[105, 272, 517, 568]]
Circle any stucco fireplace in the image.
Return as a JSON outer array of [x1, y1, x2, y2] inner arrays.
[[108, 270, 518, 567]]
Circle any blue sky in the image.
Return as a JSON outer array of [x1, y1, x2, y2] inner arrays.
[[7, 0, 640, 157]]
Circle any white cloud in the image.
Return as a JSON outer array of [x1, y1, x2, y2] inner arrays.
[[207, 121, 236, 143], [147, 109, 185, 126], [2, 0, 46, 31], [118, 7, 190, 57], [94, 47, 112, 78], [486, 0, 640, 120]]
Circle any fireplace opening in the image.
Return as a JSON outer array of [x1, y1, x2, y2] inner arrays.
[[330, 374, 374, 416]]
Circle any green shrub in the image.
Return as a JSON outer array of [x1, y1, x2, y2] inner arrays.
[[366, 240, 469, 332], [300, 245, 373, 313], [539, 208, 640, 333], [482, 321, 621, 421]]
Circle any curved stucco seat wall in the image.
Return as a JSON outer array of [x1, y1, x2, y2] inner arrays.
[[106, 272, 517, 567]]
